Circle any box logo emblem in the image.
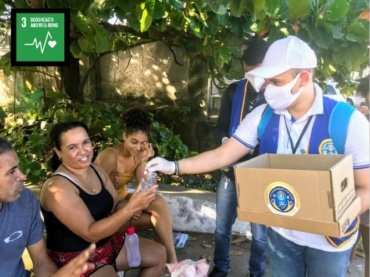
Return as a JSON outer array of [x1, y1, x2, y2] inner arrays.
[[319, 139, 338, 155], [265, 182, 300, 216]]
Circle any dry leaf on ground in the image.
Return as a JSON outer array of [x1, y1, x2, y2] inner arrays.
[[230, 250, 243, 256], [231, 236, 247, 244], [201, 241, 213, 248]]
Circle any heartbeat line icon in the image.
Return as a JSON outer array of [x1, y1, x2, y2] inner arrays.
[[24, 31, 57, 54]]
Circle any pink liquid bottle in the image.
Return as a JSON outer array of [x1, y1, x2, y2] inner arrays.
[[124, 226, 141, 267]]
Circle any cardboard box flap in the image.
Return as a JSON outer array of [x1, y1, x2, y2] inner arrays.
[[329, 155, 355, 220], [235, 154, 349, 171], [336, 196, 361, 235], [234, 154, 269, 169]]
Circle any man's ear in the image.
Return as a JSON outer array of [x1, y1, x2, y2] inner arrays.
[[299, 71, 311, 86]]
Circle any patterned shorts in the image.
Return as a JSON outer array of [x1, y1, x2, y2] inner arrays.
[[48, 232, 124, 276]]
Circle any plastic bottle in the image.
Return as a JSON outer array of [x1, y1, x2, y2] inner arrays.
[[124, 226, 141, 267], [139, 169, 157, 192]]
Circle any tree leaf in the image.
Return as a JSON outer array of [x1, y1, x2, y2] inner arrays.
[[168, 0, 183, 10], [305, 24, 332, 49], [230, 0, 248, 17], [328, 23, 345, 40], [189, 17, 203, 38], [265, 0, 280, 14], [71, 13, 94, 36], [68, 0, 93, 13], [326, 0, 350, 22], [78, 36, 95, 53], [145, 0, 155, 17], [114, 0, 134, 12], [141, 7, 153, 32], [346, 20, 369, 42], [152, 0, 166, 19], [252, 0, 265, 18], [70, 40, 82, 58], [94, 25, 111, 53], [288, 0, 312, 20], [207, 0, 228, 15]]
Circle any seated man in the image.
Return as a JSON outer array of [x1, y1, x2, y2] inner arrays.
[[0, 137, 95, 277]]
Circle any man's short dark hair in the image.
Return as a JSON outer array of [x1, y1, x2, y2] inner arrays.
[[357, 75, 369, 98], [241, 37, 269, 66], [0, 137, 13, 155]]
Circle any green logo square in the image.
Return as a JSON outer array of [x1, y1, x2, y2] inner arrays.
[[11, 9, 70, 66]]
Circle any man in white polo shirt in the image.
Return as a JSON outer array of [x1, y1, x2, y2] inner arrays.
[[147, 36, 369, 276]]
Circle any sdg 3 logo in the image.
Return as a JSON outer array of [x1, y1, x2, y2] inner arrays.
[[11, 9, 70, 66]]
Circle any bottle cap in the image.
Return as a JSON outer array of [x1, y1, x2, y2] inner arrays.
[[126, 226, 135, 235]]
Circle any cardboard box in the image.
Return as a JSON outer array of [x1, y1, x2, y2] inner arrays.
[[234, 154, 360, 237]]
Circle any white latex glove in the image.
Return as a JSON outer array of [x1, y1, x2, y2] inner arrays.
[[146, 157, 175, 175]]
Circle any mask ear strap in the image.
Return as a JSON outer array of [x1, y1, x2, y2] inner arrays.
[[291, 72, 303, 91]]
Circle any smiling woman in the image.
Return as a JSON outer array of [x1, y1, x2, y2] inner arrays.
[[95, 107, 178, 263], [40, 121, 166, 277]]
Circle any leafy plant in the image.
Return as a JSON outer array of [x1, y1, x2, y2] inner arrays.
[[1, 0, 368, 101], [150, 121, 189, 161], [0, 91, 199, 187]]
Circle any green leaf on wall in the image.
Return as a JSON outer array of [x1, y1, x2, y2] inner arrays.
[[326, 0, 350, 22], [288, 0, 312, 20]]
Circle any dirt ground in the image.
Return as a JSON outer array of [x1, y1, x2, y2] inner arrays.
[[125, 231, 365, 277]]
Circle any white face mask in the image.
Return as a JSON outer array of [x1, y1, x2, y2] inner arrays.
[[264, 73, 303, 111]]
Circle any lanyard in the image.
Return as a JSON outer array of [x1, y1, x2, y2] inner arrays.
[[239, 80, 249, 123], [283, 115, 313, 154]]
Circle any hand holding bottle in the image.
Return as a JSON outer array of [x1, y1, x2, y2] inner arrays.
[[126, 185, 157, 216], [145, 157, 175, 175], [138, 169, 158, 192]]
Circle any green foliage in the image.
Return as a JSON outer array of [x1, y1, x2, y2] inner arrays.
[[1, 0, 368, 92], [150, 121, 189, 161], [0, 0, 368, 189], [0, 92, 191, 186], [326, 0, 350, 22], [288, 0, 312, 20], [180, 174, 218, 191]]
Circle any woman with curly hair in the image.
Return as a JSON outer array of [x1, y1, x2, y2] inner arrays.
[[95, 107, 177, 263]]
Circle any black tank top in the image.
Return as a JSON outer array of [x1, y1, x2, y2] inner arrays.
[[42, 165, 114, 252]]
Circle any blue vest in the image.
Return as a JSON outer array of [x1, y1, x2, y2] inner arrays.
[[229, 79, 248, 136], [257, 97, 355, 155], [257, 97, 358, 247]]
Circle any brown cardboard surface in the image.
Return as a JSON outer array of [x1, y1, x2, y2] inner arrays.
[[237, 197, 361, 237], [236, 168, 324, 218], [234, 154, 359, 236], [329, 156, 355, 220]]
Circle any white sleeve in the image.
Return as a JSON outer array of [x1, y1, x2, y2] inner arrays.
[[232, 103, 267, 149], [345, 110, 369, 169]]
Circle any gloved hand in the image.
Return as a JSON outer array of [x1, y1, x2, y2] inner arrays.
[[146, 157, 175, 175]]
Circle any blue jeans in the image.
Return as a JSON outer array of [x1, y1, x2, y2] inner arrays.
[[214, 174, 268, 275], [249, 223, 268, 277], [268, 228, 352, 277]]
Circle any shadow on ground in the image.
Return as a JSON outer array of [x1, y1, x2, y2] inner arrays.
[[124, 231, 365, 277]]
